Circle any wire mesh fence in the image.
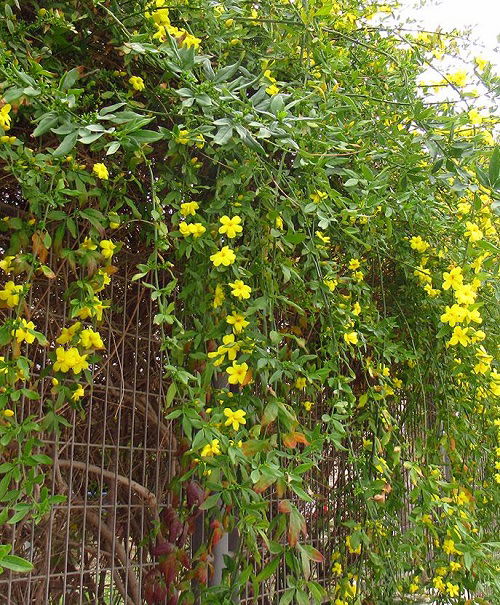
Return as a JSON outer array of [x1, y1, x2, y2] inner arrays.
[[0, 202, 429, 604]]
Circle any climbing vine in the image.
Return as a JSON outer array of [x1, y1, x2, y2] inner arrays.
[[0, 0, 499, 603]]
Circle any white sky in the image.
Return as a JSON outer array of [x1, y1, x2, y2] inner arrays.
[[401, 0, 500, 65]]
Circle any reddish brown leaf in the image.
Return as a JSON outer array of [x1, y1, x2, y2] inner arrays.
[[278, 499, 292, 513]]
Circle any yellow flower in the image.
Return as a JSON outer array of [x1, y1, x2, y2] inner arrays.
[[11, 319, 36, 344], [348, 258, 361, 271], [189, 223, 206, 238], [3, 409, 14, 418], [454, 284, 476, 305], [424, 284, 440, 297], [226, 361, 249, 385], [226, 312, 249, 334], [468, 109, 483, 125], [56, 322, 82, 345], [53, 347, 89, 374], [180, 201, 199, 217], [100, 240, 116, 259], [223, 408, 246, 430], [0, 104, 12, 130], [228, 279, 251, 300], [353, 271, 364, 282], [433, 576, 445, 592], [346, 535, 361, 554], [409, 583, 419, 593], [79, 329, 104, 350], [440, 304, 467, 327], [80, 237, 97, 251], [410, 236, 430, 253], [0, 255, 14, 273], [446, 582, 459, 597], [275, 215, 284, 229], [180, 32, 201, 50], [443, 538, 460, 555], [442, 267, 463, 290], [210, 246, 236, 267], [176, 129, 190, 144], [448, 326, 470, 347], [343, 331, 359, 345], [332, 562, 342, 575], [295, 377, 307, 389], [213, 284, 225, 308], [219, 215, 243, 238], [352, 302, 361, 316], [449, 560, 461, 571], [93, 163, 109, 180], [71, 384, 85, 401], [465, 308, 482, 324], [179, 221, 192, 237], [310, 190, 328, 203], [129, 76, 145, 91], [447, 70, 467, 87], [303, 400, 314, 411], [457, 201, 471, 215], [266, 83, 280, 95], [475, 56, 488, 71], [464, 221, 483, 242], [324, 279, 338, 292], [208, 334, 240, 366], [200, 439, 221, 457], [315, 230, 330, 244], [0, 281, 23, 307]]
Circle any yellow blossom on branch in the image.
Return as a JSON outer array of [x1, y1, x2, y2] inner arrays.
[[210, 246, 236, 267], [80, 237, 97, 251], [464, 221, 483, 242], [295, 377, 307, 389], [226, 361, 249, 385], [200, 438, 221, 457], [0, 255, 15, 273], [226, 312, 249, 333], [440, 304, 467, 327], [71, 384, 85, 401], [410, 236, 430, 252], [53, 347, 89, 374], [310, 190, 328, 203], [93, 163, 109, 180], [442, 267, 463, 290], [219, 215, 243, 238], [180, 201, 199, 217], [448, 326, 470, 347], [213, 284, 225, 308], [79, 329, 105, 350], [0, 281, 23, 307], [56, 322, 82, 345], [129, 76, 145, 91], [100, 240, 116, 259], [228, 279, 251, 300], [0, 104, 12, 130], [343, 331, 359, 345], [223, 408, 246, 430], [11, 319, 36, 344]]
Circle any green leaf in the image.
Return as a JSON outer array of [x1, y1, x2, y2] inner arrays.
[[53, 132, 77, 157], [60, 67, 80, 90], [254, 556, 280, 583], [0, 554, 34, 573], [488, 146, 500, 185]]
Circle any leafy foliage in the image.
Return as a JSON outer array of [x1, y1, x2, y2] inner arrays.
[[0, 0, 499, 603]]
